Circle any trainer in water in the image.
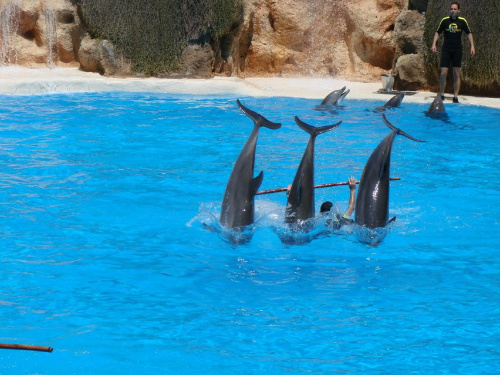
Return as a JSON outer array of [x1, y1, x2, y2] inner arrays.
[[320, 176, 356, 230], [431, 2, 475, 104]]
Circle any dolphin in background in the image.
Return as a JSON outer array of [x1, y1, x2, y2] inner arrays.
[[220, 100, 281, 230], [374, 92, 405, 112], [355, 114, 424, 229], [424, 95, 451, 123], [427, 95, 445, 113], [285, 117, 341, 230], [321, 86, 350, 106]]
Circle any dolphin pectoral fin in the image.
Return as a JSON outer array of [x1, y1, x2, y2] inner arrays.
[[250, 171, 264, 196], [382, 114, 425, 142], [237, 100, 282, 130], [387, 216, 396, 224], [294, 117, 342, 136]]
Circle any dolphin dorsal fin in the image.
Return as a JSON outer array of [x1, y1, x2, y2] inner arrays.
[[382, 114, 425, 142], [294, 117, 341, 137], [237, 100, 282, 130]]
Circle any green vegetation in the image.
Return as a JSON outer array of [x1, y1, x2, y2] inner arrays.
[[424, 0, 500, 88], [78, 0, 242, 75]]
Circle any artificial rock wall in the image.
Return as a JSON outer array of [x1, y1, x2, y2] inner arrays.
[[0, 0, 81, 67], [0, 0, 451, 91]]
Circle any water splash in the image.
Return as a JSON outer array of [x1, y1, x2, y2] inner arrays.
[[0, 0, 20, 66], [43, 6, 58, 68]]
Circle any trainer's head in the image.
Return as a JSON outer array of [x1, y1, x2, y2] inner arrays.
[[320, 201, 333, 213], [450, 2, 460, 19]]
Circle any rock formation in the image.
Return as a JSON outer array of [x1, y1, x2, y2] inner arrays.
[[392, 9, 426, 90], [0, 0, 498, 96], [0, 0, 407, 82], [0, 0, 81, 68], [228, 0, 405, 82]]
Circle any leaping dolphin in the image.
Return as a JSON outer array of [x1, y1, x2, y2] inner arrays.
[[321, 86, 350, 106], [285, 117, 341, 229], [375, 92, 405, 112], [220, 100, 282, 230], [355, 114, 424, 229]]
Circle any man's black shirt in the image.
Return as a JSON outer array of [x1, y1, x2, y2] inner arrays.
[[436, 16, 472, 50]]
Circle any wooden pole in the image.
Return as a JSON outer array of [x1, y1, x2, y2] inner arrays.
[[0, 343, 53, 352], [256, 177, 401, 195]]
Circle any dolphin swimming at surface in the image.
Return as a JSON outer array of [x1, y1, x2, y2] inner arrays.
[[424, 95, 451, 122], [220, 100, 282, 230], [355, 114, 424, 229], [375, 92, 405, 112], [321, 86, 350, 106], [285, 117, 341, 229], [427, 95, 445, 113]]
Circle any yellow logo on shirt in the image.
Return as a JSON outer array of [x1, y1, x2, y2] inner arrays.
[[448, 23, 460, 33]]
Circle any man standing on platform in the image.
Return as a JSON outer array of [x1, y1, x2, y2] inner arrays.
[[431, 2, 475, 103]]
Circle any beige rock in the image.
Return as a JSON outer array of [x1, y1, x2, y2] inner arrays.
[[393, 10, 425, 56], [168, 44, 214, 78], [393, 10, 427, 90], [78, 36, 131, 76], [0, 0, 442, 89], [236, 0, 404, 81], [395, 53, 426, 89], [0, 0, 80, 67]]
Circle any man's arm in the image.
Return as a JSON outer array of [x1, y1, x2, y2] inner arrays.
[[468, 33, 475, 56], [431, 32, 440, 54], [345, 176, 356, 217]]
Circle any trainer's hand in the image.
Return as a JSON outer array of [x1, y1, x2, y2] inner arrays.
[[470, 46, 475, 56], [348, 176, 356, 190], [431, 45, 438, 54]]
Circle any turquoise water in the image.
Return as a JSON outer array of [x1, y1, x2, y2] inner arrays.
[[0, 92, 499, 374]]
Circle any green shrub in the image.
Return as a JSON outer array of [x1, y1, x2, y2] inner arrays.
[[78, 0, 242, 75]]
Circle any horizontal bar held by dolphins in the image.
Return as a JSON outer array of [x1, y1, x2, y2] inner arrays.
[[256, 177, 401, 195], [0, 343, 53, 352]]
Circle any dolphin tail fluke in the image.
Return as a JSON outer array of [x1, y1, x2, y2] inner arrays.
[[294, 117, 341, 137], [250, 171, 264, 196], [237, 100, 282, 130], [382, 114, 425, 142]]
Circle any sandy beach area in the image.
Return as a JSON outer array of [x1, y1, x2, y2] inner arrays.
[[1, 66, 499, 108]]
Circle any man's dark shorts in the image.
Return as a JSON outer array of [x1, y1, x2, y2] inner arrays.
[[440, 48, 463, 68]]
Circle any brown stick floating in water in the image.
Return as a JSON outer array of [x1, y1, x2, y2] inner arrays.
[[256, 177, 401, 195], [0, 343, 53, 352]]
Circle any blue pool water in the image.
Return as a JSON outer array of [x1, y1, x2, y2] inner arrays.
[[0, 92, 499, 374]]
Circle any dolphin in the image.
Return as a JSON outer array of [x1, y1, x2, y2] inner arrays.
[[321, 86, 350, 106], [424, 95, 451, 122], [220, 100, 282, 230], [355, 114, 424, 229], [427, 95, 445, 113], [285, 117, 341, 229], [374, 92, 405, 112]]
